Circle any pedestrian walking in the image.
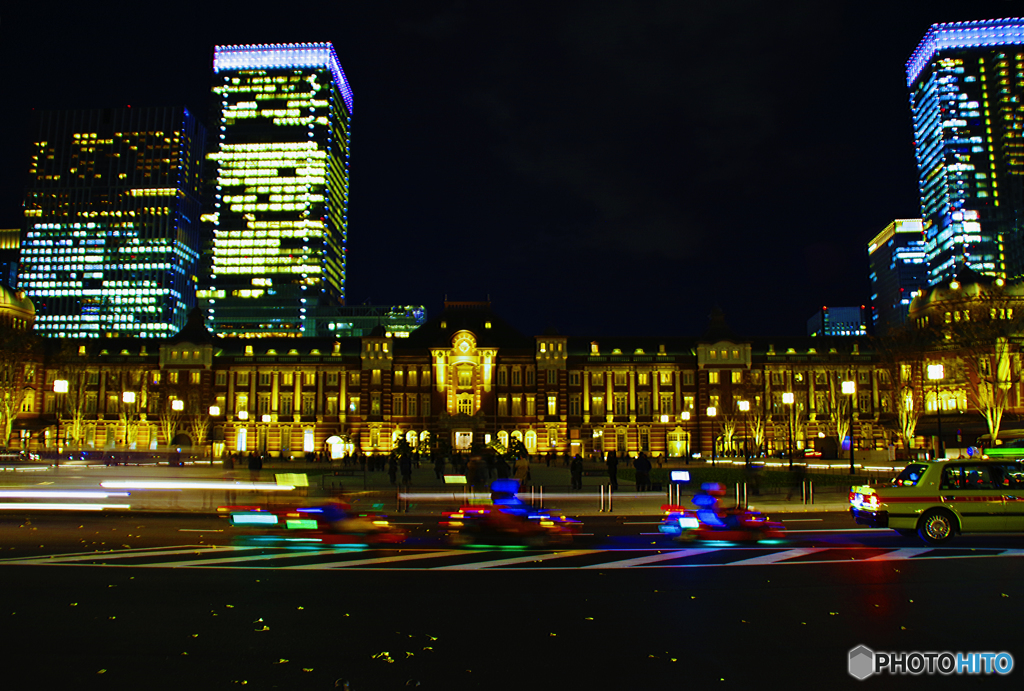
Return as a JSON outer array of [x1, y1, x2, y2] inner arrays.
[[387, 453, 398, 485], [606, 450, 618, 490], [570, 454, 583, 490], [634, 451, 652, 491], [399, 452, 413, 486]]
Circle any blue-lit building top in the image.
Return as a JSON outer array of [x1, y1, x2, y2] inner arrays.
[[19, 108, 206, 338], [907, 18, 1024, 287], [201, 43, 353, 338], [868, 219, 927, 333], [806, 306, 868, 338]]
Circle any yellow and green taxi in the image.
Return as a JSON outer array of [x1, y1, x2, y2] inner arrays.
[[850, 459, 1024, 545]]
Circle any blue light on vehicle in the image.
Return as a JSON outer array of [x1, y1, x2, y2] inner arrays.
[[232, 512, 278, 525]]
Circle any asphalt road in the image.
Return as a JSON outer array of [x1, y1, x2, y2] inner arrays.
[[1, 512, 1021, 690]]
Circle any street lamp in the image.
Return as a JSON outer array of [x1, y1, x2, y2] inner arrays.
[[122, 391, 136, 450], [681, 411, 691, 465], [53, 379, 68, 465], [782, 392, 794, 469], [927, 363, 945, 460], [842, 380, 856, 475], [209, 406, 221, 464], [707, 406, 717, 465], [738, 400, 750, 466]]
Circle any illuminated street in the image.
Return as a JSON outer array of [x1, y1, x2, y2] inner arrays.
[[1, 505, 1021, 689]]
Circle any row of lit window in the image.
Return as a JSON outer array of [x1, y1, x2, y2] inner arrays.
[[226, 203, 314, 213], [216, 176, 327, 187], [217, 142, 323, 152], [212, 264, 320, 274], [215, 228, 322, 238]]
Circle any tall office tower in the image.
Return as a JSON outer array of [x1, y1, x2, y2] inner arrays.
[[202, 43, 353, 337], [868, 219, 928, 333], [908, 18, 1024, 287], [0, 229, 19, 288], [20, 108, 206, 338], [806, 306, 869, 337]]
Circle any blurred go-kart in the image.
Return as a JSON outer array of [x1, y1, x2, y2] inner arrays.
[[227, 501, 406, 545], [659, 482, 785, 542], [440, 479, 582, 547]]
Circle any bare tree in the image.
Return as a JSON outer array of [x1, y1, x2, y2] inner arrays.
[[0, 331, 41, 449], [870, 325, 937, 450]]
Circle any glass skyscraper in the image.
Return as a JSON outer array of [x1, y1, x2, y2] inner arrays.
[[201, 42, 353, 337], [908, 18, 1024, 286], [20, 107, 205, 338], [868, 219, 927, 333]]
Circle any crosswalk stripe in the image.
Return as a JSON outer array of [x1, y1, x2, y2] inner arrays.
[[579, 548, 718, 569], [435, 549, 603, 570], [720, 548, 828, 566], [160, 548, 343, 568], [1, 545, 228, 565], [4, 545, 1022, 570], [287, 549, 467, 570], [862, 548, 933, 561]]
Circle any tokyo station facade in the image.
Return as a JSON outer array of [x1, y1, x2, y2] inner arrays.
[[7, 298, 928, 462]]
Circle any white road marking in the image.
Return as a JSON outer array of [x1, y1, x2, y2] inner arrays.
[[434, 549, 604, 570], [862, 548, 933, 561], [580, 548, 718, 568], [288, 549, 467, 570], [723, 548, 827, 566], [1, 545, 229, 564], [162, 548, 343, 567]]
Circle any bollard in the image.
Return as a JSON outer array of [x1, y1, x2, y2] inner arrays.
[[600, 485, 605, 512], [809, 480, 814, 505], [608, 485, 613, 513], [742, 482, 748, 509], [735, 483, 740, 507], [539, 486, 544, 509], [802, 480, 807, 505]]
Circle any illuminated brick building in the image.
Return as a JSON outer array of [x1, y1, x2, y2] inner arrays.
[[907, 18, 1024, 286], [200, 43, 353, 338], [19, 107, 206, 338], [11, 302, 927, 464]]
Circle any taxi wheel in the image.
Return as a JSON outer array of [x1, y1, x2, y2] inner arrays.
[[917, 510, 957, 546]]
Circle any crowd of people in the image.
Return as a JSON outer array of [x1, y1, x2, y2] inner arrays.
[[224, 446, 669, 491]]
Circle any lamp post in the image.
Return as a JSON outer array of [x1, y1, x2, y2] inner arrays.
[[122, 391, 136, 450], [681, 411, 691, 465], [738, 400, 750, 466], [53, 379, 68, 466], [209, 405, 220, 463], [782, 392, 794, 469], [707, 406, 717, 465], [927, 363, 944, 460], [842, 380, 856, 475]]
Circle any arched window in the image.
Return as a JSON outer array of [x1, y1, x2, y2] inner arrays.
[[524, 430, 537, 454], [497, 430, 509, 450]]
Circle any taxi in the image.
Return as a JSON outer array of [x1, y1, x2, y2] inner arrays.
[[850, 459, 1024, 545]]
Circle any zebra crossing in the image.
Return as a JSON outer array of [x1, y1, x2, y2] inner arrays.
[[2, 544, 1022, 571]]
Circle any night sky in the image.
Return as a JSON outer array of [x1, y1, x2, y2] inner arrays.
[[2, 1, 1022, 339]]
